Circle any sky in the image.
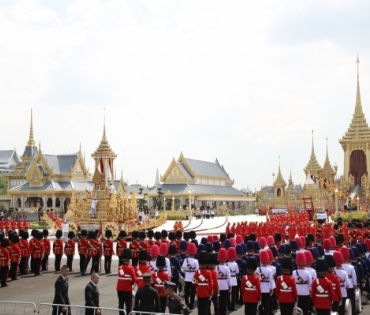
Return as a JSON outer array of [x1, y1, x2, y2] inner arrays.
[[1, 0, 370, 190]]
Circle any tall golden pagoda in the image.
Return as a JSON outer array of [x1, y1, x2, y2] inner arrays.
[[273, 158, 287, 207], [339, 56, 370, 201]]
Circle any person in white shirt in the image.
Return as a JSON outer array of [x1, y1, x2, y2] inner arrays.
[[217, 248, 232, 315], [62, 221, 69, 241], [292, 252, 312, 315], [341, 247, 357, 315], [227, 248, 240, 311], [181, 243, 198, 310], [255, 250, 275, 315], [90, 197, 98, 218], [333, 251, 350, 315]]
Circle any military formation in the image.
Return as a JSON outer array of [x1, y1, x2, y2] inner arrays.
[[1, 216, 370, 315]]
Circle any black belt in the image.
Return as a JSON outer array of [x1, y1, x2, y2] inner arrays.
[[218, 278, 227, 280], [296, 283, 308, 285]]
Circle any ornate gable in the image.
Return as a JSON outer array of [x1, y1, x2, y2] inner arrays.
[[71, 152, 89, 179], [27, 163, 44, 187], [161, 158, 190, 183]]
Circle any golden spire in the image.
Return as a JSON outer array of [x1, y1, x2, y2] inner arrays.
[[355, 54, 362, 115], [274, 156, 286, 187], [322, 137, 334, 175], [27, 109, 35, 147], [304, 130, 322, 174], [340, 56, 370, 141], [92, 108, 117, 158]]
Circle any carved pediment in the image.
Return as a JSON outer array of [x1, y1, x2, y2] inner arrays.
[[28, 165, 44, 187], [163, 163, 187, 182]]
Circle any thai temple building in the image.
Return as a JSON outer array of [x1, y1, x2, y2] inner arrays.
[[148, 152, 249, 210]]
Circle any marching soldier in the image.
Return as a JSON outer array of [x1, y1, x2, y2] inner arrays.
[[135, 249, 151, 289], [64, 231, 75, 272], [292, 251, 312, 315], [333, 251, 350, 315], [78, 229, 88, 275], [147, 230, 155, 253], [149, 245, 160, 272], [192, 251, 213, 315], [130, 231, 140, 267], [116, 248, 136, 315], [29, 229, 38, 272], [9, 234, 20, 280], [0, 238, 10, 287], [53, 230, 64, 272], [31, 232, 44, 276], [324, 255, 341, 313], [19, 231, 30, 275], [152, 255, 170, 313], [169, 243, 182, 291], [182, 242, 198, 310], [255, 250, 275, 315], [103, 229, 114, 274], [227, 247, 239, 311], [241, 257, 261, 315], [311, 259, 333, 315], [116, 230, 127, 266], [41, 229, 51, 271], [208, 252, 219, 315], [217, 248, 231, 315], [275, 257, 297, 315], [340, 246, 357, 315], [86, 231, 99, 274]]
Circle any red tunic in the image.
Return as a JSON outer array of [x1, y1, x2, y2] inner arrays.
[[275, 275, 297, 303], [53, 239, 64, 255], [130, 240, 140, 258], [29, 237, 37, 253], [31, 241, 44, 259], [116, 263, 136, 291], [116, 239, 127, 257], [42, 238, 51, 255], [19, 239, 30, 258], [135, 263, 151, 289], [64, 239, 75, 256], [192, 268, 213, 298], [241, 274, 261, 303], [209, 268, 219, 294], [78, 238, 88, 255], [311, 278, 334, 310], [151, 270, 170, 297], [325, 272, 341, 302], [103, 239, 114, 256], [0, 248, 10, 267], [10, 244, 21, 263]]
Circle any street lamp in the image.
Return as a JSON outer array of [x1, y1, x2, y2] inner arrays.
[[172, 196, 175, 211], [164, 197, 166, 211], [272, 173, 275, 185]]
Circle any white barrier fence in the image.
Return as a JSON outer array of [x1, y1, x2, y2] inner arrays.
[[0, 301, 37, 315], [37, 303, 127, 315]]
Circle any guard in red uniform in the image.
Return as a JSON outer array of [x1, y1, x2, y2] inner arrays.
[[135, 249, 151, 289], [324, 255, 341, 313], [17, 220, 23, 235], [0, 238, 10, 287], [31, 232, 44, 276], [86, 231, 99, 274], [10, 218, 17, 232], [116, 230, 127, 266], [241, 257, 261, 315], [152, 255, 171, 313], [19, 231, 30, 275], [193, 251, 213, 315], [0, 218, 4, 232], [116, 248, 137, 315], [138, 231, 148, 252], [78, 229, 88, 275], [53, 230, 64, 271], [275, 257, 297, 315], [311, 260, 334, 315], [64, 231, 75, 271], [29, 229, 38, 272], [130, 231, 140, 267], [147, 230, 155, 254], [208, 253, 219, 315], [4, 219, 10, 236], [41, 229, 51, 271], [23, 218, 29, 232], [9, 234, 21, 280], [154, 231, 162, 247], [103, 229, 114, 274]]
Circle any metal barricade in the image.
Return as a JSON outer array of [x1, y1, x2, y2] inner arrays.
[[130, 311, 178, 315], [37, 303, 127, 315], [0, 301, 37, 315]]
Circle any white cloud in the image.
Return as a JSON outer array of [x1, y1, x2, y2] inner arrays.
[[0, 0, 369, 189]]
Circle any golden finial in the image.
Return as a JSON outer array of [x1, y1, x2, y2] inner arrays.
[[102, 107, 107, 142], [355, 54, 362, 112], [27, 109, 35, 147]]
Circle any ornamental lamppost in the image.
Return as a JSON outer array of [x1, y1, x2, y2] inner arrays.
[[172, 196, 175, 210], [188, 190, 192, 220]]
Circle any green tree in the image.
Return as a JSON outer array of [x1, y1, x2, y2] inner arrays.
[[0, 175, 8, 195]]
